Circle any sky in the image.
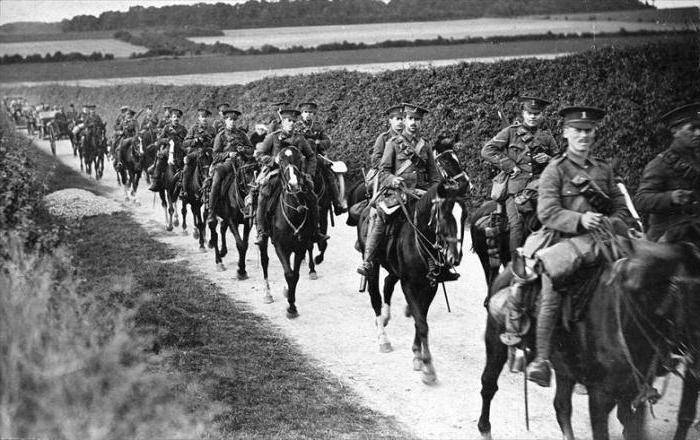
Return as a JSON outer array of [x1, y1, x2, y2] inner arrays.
[[0, 0, 697, 25]]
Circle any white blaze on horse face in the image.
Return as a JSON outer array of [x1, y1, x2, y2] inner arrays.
[[168, 139, 175, 165], [452, 202, 465, 264], [288, 166, 298, 188]]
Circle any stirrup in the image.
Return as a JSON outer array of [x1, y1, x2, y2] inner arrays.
[[357, 261, 375, 277], [500, 332, 522, 346]]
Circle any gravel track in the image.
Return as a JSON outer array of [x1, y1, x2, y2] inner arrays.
[[34, 134, 695, 440]]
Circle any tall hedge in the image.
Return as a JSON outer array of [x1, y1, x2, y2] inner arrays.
[[5, 38, 698, 196]]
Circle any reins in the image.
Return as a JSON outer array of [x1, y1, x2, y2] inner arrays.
[[278, 160, 309, 240]]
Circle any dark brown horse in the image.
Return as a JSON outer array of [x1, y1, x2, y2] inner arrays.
[[81, 124, 105, 178], [257, 146, 317, 318], [355, 140, 470, 383], [478, 239, 700, 440], [208, 157, 257, 279], [114, 136, 142, 204], [154, 142, 181, 231], [306, 161, 334, 279], [180, 148, 212, 250]]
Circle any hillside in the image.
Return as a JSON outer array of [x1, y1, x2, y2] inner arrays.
[[58, 0, 651, 32], [4, 38, 697, 196]]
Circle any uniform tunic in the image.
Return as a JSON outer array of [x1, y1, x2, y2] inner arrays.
[[212, 127, 254, 164], [634, 139, 700, 241], [380, 129, 440, 193], [256, 129, 316, 177], [183, 121, 216, 152], [158, 122, 188, 167], [371, 128, 401, 169], [482, 122, 558, 194], [298, 121, 331, 154]]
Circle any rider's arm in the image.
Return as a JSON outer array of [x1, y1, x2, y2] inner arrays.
[[254, 133, 274, 162], [379, 138, 399, 187], [298, 136, 317, 177], [604, 164, 631, 222], [426, 146, 441, 184], [370, 132, 387, 169], [537, 161, 583, 235], [315, 128, 331, 152], [183, 125, 198, 150], [481, 126, 516, 172], [634, 157, 676, 214]]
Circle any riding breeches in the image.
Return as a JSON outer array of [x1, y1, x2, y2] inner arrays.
[[505, 196, 524, 256]]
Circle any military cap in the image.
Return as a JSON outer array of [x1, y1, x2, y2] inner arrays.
[[197, 108, 212, 117], [86, 104, 96, 109], [385, 104, 404, 118], [402, 103, 429, 119], [222, 109, 241, 119], [144, 103, 153, 109], [217, 103, 230, 111], [558, 106, 605, 129], [120, 105, 129, 111], [298, 102, 318, 112], [279, 108, 301, 119], [272, 101, 291, 109], [519, 96, 551, 113], [126, 108, 136, 116], [659, 103, 700, 128], [170, 108, 183, 117], [162, 104, 171, 109]]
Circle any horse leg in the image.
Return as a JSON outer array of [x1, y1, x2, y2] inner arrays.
[[131, 169, 141, 205], [314, 208, 329, 266], [674, 374, 699, 440], [478, 317, 509, 440], [274, 245, 298, 319], [172, 196, 179, 227], [208, 218, 224, 270], [367, 266, 391, 353], [181, 200, 188, 236], [381, 273, 399, 327], [403, 280, 438, 384], [307, 246, 318, 280], [259, 237, 273, 304], [219, 220, 229, 258], [229, 222, 248, 280], [617, 396, 647, 440], [588, 386, 617, 440], [553, 370, 577, 440], [194, 203, 206, 250]]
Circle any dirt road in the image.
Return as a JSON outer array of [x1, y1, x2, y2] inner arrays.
[[35, 135, 694, 440]]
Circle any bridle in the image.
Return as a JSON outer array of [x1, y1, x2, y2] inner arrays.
[[278, 147, 310, 239]]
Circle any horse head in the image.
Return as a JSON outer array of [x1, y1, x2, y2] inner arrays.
[[277, 146, 305, 193], [618, 239, 700, 376], [433, 130, 471, 195], [198, 147, 213, 176]]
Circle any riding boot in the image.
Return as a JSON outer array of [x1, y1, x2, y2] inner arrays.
[[254, 189, 269, 245], [207, 169, 222, 226], [500, 278, 527, 346], [148, 157, 163, 192], [244, 186, 257, 219], [526, 274, 560, 387], [357, 213, 384, 277]]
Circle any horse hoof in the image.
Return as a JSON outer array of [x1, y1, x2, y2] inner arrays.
[[286, 308, 299, 319], [421, 365, 437, 385], [314, 255, 324, 265], [166, 225, 173, 232], [237, 271, 248, 281], [412, 358, 422, 371], [220, 250, 228, 258], [207, 241, 214, 249], [192, 230, 199, 239], [404, 305, 412, 318], [283, 287, 288, 298], [379, 342, 393, 353], [216, 264, 226, 272], [308, 271, 318, 280], [182, 230, 189, 237], [173, 219, 179, 227], [263, 294, 274, 304], [199, 246, 206, 252], [480, 431, 493, 440]]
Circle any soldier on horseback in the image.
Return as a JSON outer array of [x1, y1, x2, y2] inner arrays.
[[365, 104, 405, 188], [212, 103, 230, 134], [141, 103, 159, 131], [635, 103, 700, 244], [507, 106, 632, 387], [297, 101, 347, 215], [74, 104, 105, 147], [113, 108, 138, 170], [253, 107, 326, 245], [149, 108, 187, 192], [157, 104, 171, 130], [206, 109, 254, 223], [357, 103, 458, 284], [181, 108, 215, 200]]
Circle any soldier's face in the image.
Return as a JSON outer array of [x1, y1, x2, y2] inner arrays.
[[301, 110, 314, 122], [198, 113, 208, 124], [281, 117, 295, 132], [563, 125, 596, 157], [389, 115, 404, 132], [170, 113, 180, 125], [522, 110, 543, 128], [224, 117, 235, 130], [673, 122, 700, 149], [404, 115, 421, 133]]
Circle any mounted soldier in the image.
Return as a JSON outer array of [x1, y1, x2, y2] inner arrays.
[[157, 104, 172, 130], [140, 103, 159, 131], [181, 108, 216, 200], [149, 108, 187, 192], [249, 120, 269, 148], [365, 104, 405, 188], [297, 101, 347, 215], [356, 103, 458, 284], [635, 103, 700, 245], [71, 104, 92, 145], [113, 108, 139, 170], [481, 96, 559, 259], [65, 103, 77, 123], [205, 109, 255, 223], [505, 106, 632, 387], [253, 107, 325, 245]]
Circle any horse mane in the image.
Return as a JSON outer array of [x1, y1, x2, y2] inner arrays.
[[412, 184, 444, 230]]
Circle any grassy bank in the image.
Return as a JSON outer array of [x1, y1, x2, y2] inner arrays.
[[1, 117, 409, 438]]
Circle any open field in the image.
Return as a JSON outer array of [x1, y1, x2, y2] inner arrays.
[[0, 33, 690, 85], [0, 30, 116, 43], [0, 38, 147, 58], [530, 6, 700, 23], [189, 16, 690, 49]]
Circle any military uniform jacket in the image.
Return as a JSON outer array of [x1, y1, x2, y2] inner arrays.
[[141, 113, 159, 131], [256, 129, 317, 177], [212, 118, 226, 135], [84, 114, 104, 129], [116, 119, 138, 138], [183, 121, 216, 152], [481, 122, 558, 194], [371, 128, 400, 169], [634, 140, 700, 242], [380, 129, 440, 192], [212, 127, 253, 163], [298, 121, 331, 154], [157, 116, 170, 130], [113, 113, 125, 131], [537, 153, 629, 236]]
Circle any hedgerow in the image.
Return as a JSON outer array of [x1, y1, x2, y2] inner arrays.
[[6, 38, 699, 196]]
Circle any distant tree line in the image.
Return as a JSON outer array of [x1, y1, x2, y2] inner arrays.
[[61, 0, 650, 32], [0, 51, 114, 65]]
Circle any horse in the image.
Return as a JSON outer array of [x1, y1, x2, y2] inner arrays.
[[114, 136, 143, 203], [155, 141, 182, 231], [477, 239, 700, 440], [81, 124, 105, 178], [257, 146, 318, 317], [180, 148, 212, 250], [306, 160, 334, 280], [207, 157, 256, 279], [355, 142, 470, 383]]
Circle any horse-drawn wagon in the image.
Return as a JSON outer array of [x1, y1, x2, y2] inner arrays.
[[38, 110, 74, 155]]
